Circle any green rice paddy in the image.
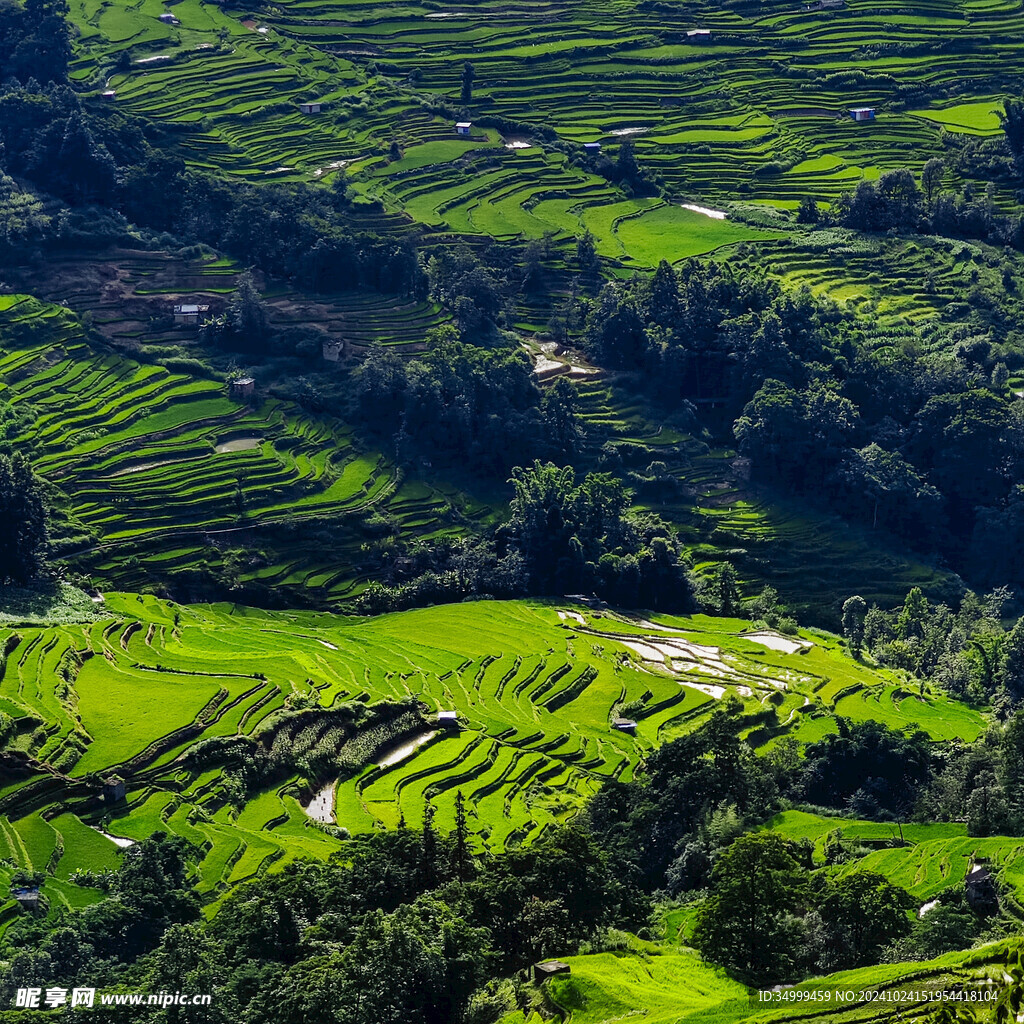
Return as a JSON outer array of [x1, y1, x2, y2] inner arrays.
[[0, 293, 477, 604], [767, 810, 1024, 902], [546, 943, 749, 1024], [910, 100, 1004, 135], [534, 932, 1024, 1024], [0, 596, 985, 915], [62, 0, 1024, 263]]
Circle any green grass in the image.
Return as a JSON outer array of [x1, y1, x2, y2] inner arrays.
[[49, 814, 125, 878], [72, 659, 247, 774], [614, 205, 778, 264], [546, 944, 748, 1024], [910, 100, 1004, 135]]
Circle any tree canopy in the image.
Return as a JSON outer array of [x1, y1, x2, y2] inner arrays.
[[0, 452, 49, 584], [502, 460, 694, 609]]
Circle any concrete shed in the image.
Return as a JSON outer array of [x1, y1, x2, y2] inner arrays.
[[533, 961, 571, 982], [173, 302, 210, 326], [102, 777, 126, 803]]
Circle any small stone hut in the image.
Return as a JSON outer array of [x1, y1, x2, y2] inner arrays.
[[533, 961, 571, 983], [230, 377, 256, 400]]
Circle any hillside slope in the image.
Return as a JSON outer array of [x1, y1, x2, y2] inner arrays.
[[0, 595, 985, 921]]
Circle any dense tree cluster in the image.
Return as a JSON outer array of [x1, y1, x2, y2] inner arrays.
[[1, 824, 642, 1024], [0, 452, 49, 584], [426, 247, 506, 337], [0, 398, 35, 459], [842, 586, 1024, 710], [357, 460, 694, 613], [353, 328, 580, 476], [499, 460, 693, 607], [812, 166, 1024, 248], [0, 0, 71, 87], [0, 170, 53, 262], [580, 257, 1024, 584], [356, 535, 528, 614], [0, 85, 118, 207], [576, 139, 659, 197], [585, 705, 780, 890], [797, 718, 933, 817], [582, 258, 822, 396], [739, 375, 1024, 572], [693, 833, 915, 984]]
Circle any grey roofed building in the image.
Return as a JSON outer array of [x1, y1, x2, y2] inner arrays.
[[229, 377, 256, 399], [12, 887, 40, 906], [102, 777, 126, 802], [173, 303, 210, 326], [533, 961, 571, 982], [964, 862, 997, 913]]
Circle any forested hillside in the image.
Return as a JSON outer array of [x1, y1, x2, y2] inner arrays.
[[6, 0, 1024, 1019]]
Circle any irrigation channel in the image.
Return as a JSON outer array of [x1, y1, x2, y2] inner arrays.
[[304, 730, 439, 823]]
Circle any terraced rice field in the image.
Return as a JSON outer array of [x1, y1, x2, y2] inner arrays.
[[15, 249, 446, 355], [768, 811, 1024, 904], [67, 0, 1024, 262], [567, 371, 963, 621], [0, 596, 984, 919], [735, 232, 1024, 338], [0, 295, 472, 602], [545, 942, 749, 1024], [537, 937, 1022, 1024], [0, 282, 961, 617]]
